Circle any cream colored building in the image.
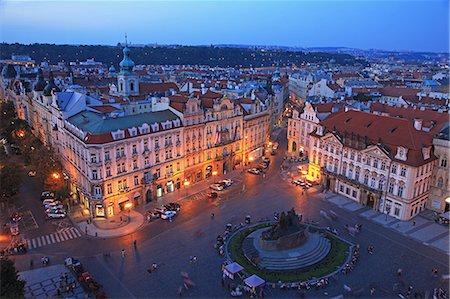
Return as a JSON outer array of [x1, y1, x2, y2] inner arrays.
[[308, 110, 436, 221]]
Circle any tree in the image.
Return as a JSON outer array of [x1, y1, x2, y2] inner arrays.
[[354, 93, 371, 102], [0, 161, 22, 201], [0, 257, 25, 298], [279, 212, 288, 231]]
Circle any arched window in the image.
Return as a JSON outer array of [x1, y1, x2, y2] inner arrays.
[[119, 82, 123, 91], [130, 81, 134, 91]]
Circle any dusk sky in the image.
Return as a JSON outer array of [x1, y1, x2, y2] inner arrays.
[[0, 0, 448, 53]]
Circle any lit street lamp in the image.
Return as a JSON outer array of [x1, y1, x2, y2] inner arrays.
[[212, 171, 218, 183]]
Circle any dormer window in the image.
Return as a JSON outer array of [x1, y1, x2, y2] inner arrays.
[[128, 127, 138, 137], [395, 146, 408, 161], [422, 146, 431, 160]]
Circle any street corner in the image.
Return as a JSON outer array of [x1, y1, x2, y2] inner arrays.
[[75, 210, 145, 239]]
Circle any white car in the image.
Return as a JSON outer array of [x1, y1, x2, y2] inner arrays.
[[210, 183, 224, 191], [160, 211, 176, 220], [46, 210, 66, 219], [219, 179, 233, 187], [44, 201, 63, 209], [247, 168, 261, 175], [42, 199, 56, 206]]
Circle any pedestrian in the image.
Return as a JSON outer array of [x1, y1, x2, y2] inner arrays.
[[57, 287, 61, 296], [121, 249, 125, 258], [85, 226, 88, 234], [178, 285, 183, 297], [64, 272, 68, 284], [70, 283, 75, 294], [120, 216, 123, 222], [221, 275, 225, 287], [133, 240, 137, 247], [152, 263, 158, 271], [397, 268, 403, 277], [413, 221, 416, 226], [370, 287, 376, 296], [432, 268, 438, 277]]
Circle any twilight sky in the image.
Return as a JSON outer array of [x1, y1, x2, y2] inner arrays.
[[0, 0, 448, 53]]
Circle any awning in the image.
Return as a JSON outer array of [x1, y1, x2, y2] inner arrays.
[[244, 274, 265, 289], [223, 262, 244, 279]]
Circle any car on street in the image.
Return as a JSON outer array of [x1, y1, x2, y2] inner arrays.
[[42, 199, 56, 206], [210, 183, 224, 191], [218, 179, 233, 187], [165, 202, 181, 212], [160, 210, 176, 220], [154, 207, 168, 214], [44, 201, 63, 209], [262, 157, 270, 164], [28, 170, 36, 177], [247, 168, 261, 175], [46, 210, 66, 219], [292, 179, 304, 186], [41, 191, 55, 201], [10, 212, 22, 223]]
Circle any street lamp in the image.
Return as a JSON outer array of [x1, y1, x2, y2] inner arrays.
[[212, 171, 218, 183], [52, 172, 60, 180]]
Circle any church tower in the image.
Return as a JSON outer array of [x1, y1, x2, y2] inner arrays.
[[117, 35, 139, 97]]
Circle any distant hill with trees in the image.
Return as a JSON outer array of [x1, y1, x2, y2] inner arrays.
[[0, 43, 363, 68]]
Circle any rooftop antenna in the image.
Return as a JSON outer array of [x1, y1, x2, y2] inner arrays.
[[125, 33, 128, 46]]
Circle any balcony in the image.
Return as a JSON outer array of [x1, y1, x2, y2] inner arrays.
[[165, 172, 174, 179], [165, 142, 173, 148], [116, 154, 126, 161], [119, 187, 129, 193], [104, 157, 111, 164], [132, 150, 138, 157], [142, 147, 150, 154], [88, 160, 103, 166]]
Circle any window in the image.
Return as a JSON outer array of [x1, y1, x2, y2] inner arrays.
[[90, 154, 97, 163], [352, 190, 357, 198], [350, 152, 355, 160], [92, 170, 98, 180], [134, 175, 139, 186], [378, 179, 385, 190], [397, 186, 404, 197], [132, 144, 137, 155], [133, 159, 138, 169], [437, 177, 444, 188], [155, 153, 160, 163], [420, 166, 424, 176], [373, 159, 378, 169], [388, 182, 394, 194], [144, 156, 149, 167], [105, 151, 110, 161], [364, 174, 369, 185], [94, 186, 102, 196], [177, 162, 180, 171], [155, 168, 160, 179], [400, 167, 406, 177], [355, 169, 360, 181], [370, 177, 376, 188], [106, 166, 111, 177], [342, 164, 347, 176], [346, 187, 350, 195], [441, 158, 447, 168], [381, 161, 386, 171], [357, 154, 361, 162], [107, 184, 112, 194], [366, 157, 371, 166], [340, 185, 344, 192], [394, 206, 400, 216], [391, 164, 397, 175]]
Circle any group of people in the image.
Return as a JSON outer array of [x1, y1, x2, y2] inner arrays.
[[41, 256, 50, 266], [56, 272, 76, 297], [342, 246, 360, 274], [0, 241, 27, 256]]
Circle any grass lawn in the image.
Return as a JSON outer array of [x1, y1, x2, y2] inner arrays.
[[228, 223, 350, 283]]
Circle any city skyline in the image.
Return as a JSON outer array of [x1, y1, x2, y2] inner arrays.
[[0, 0, 449, 53]]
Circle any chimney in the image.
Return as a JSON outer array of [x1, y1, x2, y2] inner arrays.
[[414, 118, 423, 131]]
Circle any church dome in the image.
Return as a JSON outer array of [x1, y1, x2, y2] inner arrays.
[[119, 45, 135, 74], [109, 65, 116, 73]]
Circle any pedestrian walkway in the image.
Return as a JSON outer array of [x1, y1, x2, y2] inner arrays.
[[25, 227, 81, 250], [322, 192, 450, 255], [19, 264, 87, 299]]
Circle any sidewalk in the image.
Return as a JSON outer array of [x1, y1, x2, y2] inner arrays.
[[70, 205, 144, 239], [322, 192, 450, 255]]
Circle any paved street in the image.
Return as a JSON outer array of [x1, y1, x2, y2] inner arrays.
[[9, 129, 450, 298]]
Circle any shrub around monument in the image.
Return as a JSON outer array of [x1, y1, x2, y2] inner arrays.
[[228, 222, 350, 283]]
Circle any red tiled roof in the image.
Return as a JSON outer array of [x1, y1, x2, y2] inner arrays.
[[89, 105, 119, 113], [381, 86, 420, 97], [318, 110, 436, 166], [332, 73, 359, 80], [170, 102, 185, 113], [201, 90, 222, 99], [139, 82, 179, 95], [313, 103, 340, 113], [169, 94, 189, 103]]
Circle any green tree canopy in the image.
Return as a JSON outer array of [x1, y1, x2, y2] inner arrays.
[[0, 257, 25, 298]]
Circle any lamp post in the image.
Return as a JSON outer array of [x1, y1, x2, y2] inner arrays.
[[212, 171, 218, 183], [184, 180, 190, 197]]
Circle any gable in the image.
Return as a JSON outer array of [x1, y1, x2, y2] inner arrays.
[[322, 133, 342, 146], [362, 145, 390, 160]]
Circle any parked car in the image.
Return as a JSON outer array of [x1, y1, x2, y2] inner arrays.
[[154, 207, 168, 214], [165, 202, 181, 212], [28, 170, 36, 177], [262, 157, 270, 164], [147, 210, 161, 220], [219, 179, 233, 187], [46, 210, 66, 219], [10, 212, 22, 222], [42, 199, 56, 206], [292, 179, 304, 186], [160, 211, 176, 220], [41, 191, 55, 201], [44, 201, 63, 210], [247, 168, 261, 175], [210, 183, 224, 191]]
